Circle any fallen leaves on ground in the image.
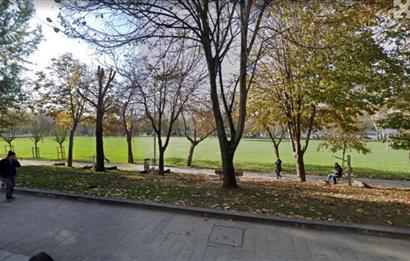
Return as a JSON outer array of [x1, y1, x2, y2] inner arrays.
[[16, 166, 410, 228]]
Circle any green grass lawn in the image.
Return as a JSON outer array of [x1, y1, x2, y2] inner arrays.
[[2, 136, 410, 180], [16, 166, 410, 227]]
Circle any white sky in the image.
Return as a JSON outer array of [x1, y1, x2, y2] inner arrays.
[[27, 1, 93, 72]]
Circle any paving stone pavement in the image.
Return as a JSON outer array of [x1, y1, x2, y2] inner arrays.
[[0, 194, 409, 261], [0, 250, 28, 261], [21, 159, 410, 189]]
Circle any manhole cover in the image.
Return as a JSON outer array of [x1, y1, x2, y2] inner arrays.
[[208, 225, 244, 247]]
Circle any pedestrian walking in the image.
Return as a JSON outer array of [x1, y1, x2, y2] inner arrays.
[[275, 158, 282, 179], [0, 151, 21, 201]]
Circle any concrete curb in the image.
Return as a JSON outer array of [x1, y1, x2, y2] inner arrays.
[[15, 187, 410, 240]]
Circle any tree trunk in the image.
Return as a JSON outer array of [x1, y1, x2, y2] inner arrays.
[[187, 142, 197, 167], [158, 148, 165, 175], [273, 143, 280, 160], [67, 124, 77, 167], [95, 110, 105, 172], [295, 150, 306, 182], [221, 145, 238, 189], [206, 63, 239, 189], [126, 132, 134, 164], [59, 144, 64, 160]]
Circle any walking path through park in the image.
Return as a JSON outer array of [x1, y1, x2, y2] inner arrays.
[[1, 193, 410, 261], [21, 159, 410, 189]]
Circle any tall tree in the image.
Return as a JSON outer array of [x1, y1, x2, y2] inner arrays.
[[35, 53, 90, 167], [254, 1, 395, 181], [133, 44, 204, 175], [113, 53, 145, 164], [59, 0, 271, 188], [78, 66, 116, 171], [0, 0, 42, 127], [376, 10, 410, 155]]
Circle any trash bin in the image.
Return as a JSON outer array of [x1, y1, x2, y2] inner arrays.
[[144, 158, 150, 171]]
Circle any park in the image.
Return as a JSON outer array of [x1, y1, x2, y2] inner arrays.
[[2, 136, 410, 180], [1, 0, 410, 261]]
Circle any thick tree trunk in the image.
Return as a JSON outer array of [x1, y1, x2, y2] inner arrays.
[[95, 110, 105, 172], [186, 142, 197, 167], [158, 148, 165, 175], [295, 150, 306, 182], [67, 123, 77, 167], [221, 145, 238, 189], [207, 66, 239, 189], [126, 132, 134, 164]]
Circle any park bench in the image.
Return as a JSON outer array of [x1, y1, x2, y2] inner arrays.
[[215, 169, 244, 178], [83, 155, 116, 170], [53, 162, 65, 166]]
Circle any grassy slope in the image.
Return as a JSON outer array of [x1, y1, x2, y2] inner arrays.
[[2, 136, 409, 180], [16, 166, 410, 227]]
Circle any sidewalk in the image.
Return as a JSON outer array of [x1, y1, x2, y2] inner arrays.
[[1, 193, 409, 261], [0, 250, 28, 261], [20, 159, 410, 189]]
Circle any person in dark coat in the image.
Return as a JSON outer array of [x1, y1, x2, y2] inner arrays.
[[325, 162, 343, 184], [0, 151, 21, 201], [29, 252, 54, 261], [274, 158, 282, 179]]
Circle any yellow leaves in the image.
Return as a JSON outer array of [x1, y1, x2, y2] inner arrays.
[[53, 111, 71, 128], [125, 120, 133, 130], [247, 88, 285, 134], [21, 166, 410, 228]]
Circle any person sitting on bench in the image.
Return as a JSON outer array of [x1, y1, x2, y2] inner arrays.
[[325, 162, 343, 184]]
